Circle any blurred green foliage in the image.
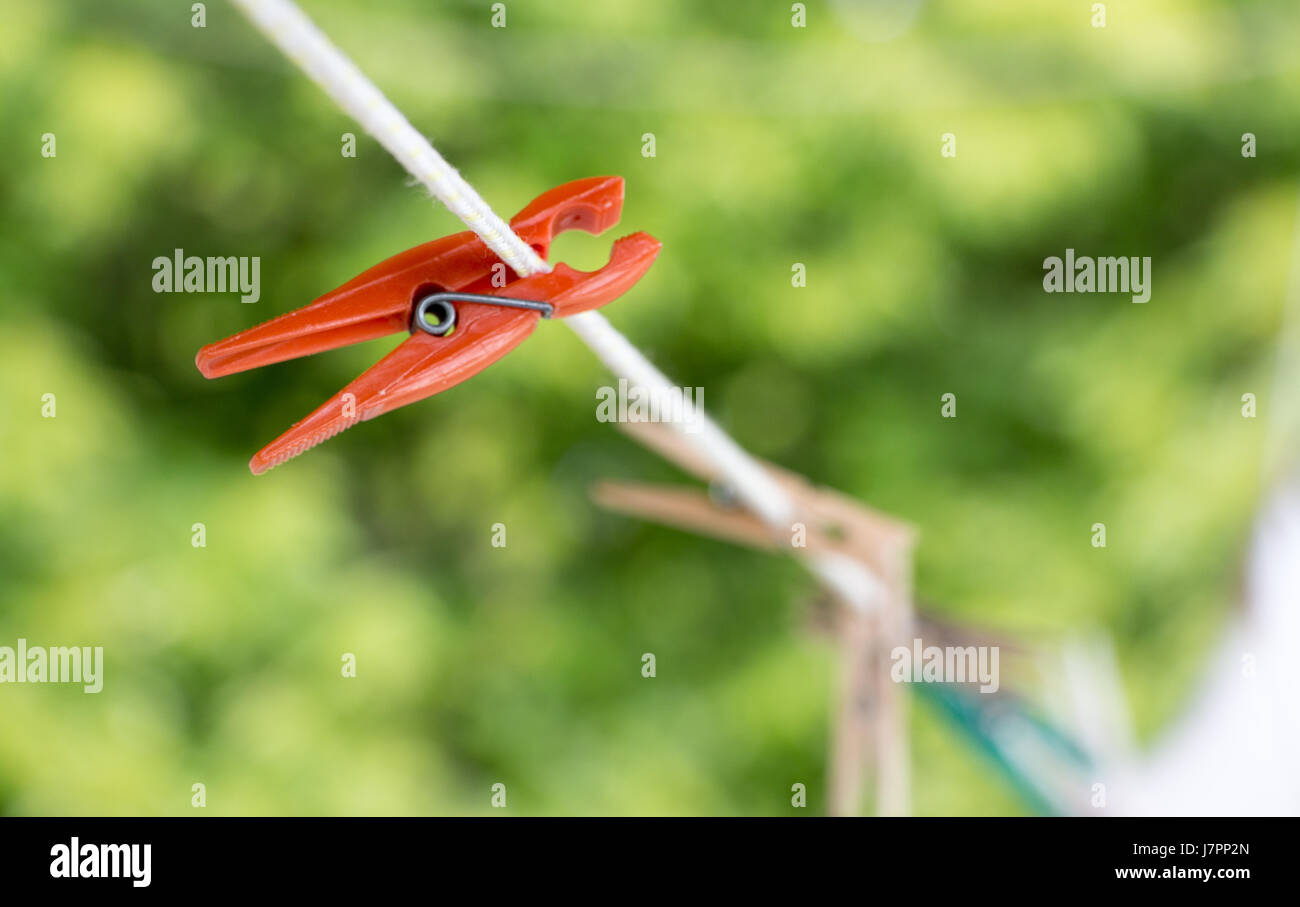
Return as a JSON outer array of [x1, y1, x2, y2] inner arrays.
[[1, 0, 1297, 815]]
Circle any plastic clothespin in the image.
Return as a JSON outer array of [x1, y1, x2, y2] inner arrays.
[[196, 176, 660, 474]]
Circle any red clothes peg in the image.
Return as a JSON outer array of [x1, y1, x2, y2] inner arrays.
[[196, 176, 660, 474]]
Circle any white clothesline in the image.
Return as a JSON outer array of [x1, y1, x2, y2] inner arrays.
[[228, 0, 882, 610]]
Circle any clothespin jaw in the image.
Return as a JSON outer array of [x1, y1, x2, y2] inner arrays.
[[195, 177, 660, 474]]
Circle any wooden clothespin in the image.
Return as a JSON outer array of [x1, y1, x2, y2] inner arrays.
[[592, 419, 918, 816]]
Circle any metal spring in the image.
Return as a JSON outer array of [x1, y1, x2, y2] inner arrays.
[[412, 292, 554, 337]]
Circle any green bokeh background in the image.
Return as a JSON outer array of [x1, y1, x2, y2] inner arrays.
[[1, 0, 1297, 815]]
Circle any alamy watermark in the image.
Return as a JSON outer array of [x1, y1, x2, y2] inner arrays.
[[596, 378, 704, 432], [1043, 249, 1151, 303], [0, 639, 103, 693], [152, 248, 261, 303], [890, 639, 999, 693], [50, 838, 150, 887]]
